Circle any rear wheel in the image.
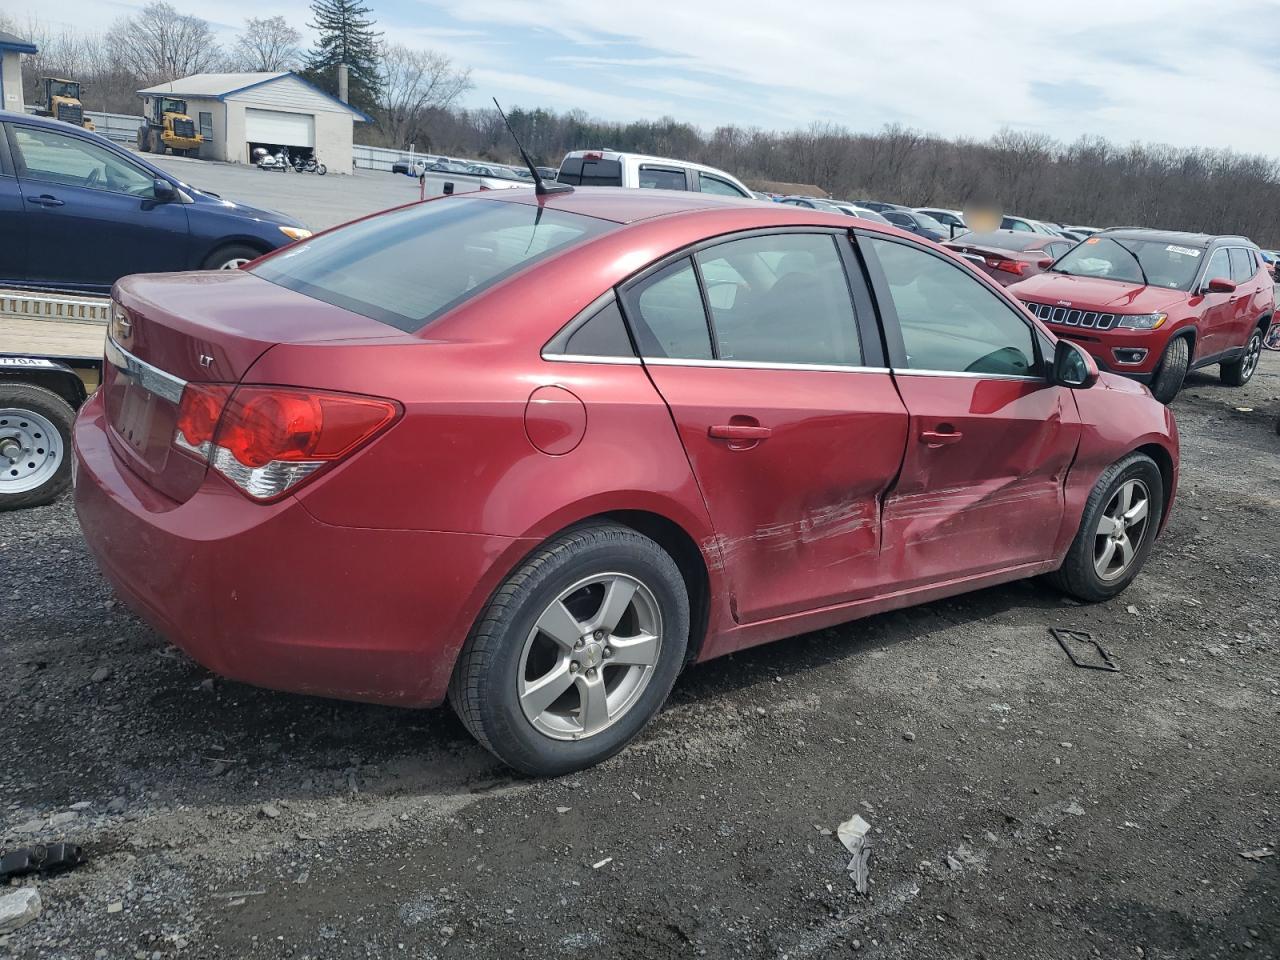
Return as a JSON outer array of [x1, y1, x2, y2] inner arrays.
[[1220, 328, 1263, 386], [1046, 452, 1164, 602], [203, 244, 262, 271], [1149, 337, 1189, 404], [0, 384, 74, 512], [449, 523, 690, 776], [136, 127, 150, 153]]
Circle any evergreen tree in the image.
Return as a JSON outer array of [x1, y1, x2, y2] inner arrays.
[[302, 0, 381, 113]]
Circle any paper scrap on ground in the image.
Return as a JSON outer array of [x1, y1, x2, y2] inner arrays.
[[837, 813, 873, 895]]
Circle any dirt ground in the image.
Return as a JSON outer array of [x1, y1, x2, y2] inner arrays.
[[1, 356, 1277, 960]]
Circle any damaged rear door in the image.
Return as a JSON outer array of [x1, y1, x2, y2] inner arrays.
[[617, 229, 908, 623], [859, 233, 1082, 588]]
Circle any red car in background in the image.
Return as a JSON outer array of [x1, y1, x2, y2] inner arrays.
[[945, 230, 1076, 286], [74, 189, 1179, 775], [1010, 228, 1274, 402]]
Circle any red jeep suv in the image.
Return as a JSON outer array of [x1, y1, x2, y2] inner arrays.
[[1009, 229, 1274, 402]]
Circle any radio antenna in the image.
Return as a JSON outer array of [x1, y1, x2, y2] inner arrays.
[[493, 98, 572, 197]]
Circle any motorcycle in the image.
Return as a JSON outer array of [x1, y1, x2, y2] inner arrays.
[[254, 147, 291, 173], [292, 154, 327, 176]]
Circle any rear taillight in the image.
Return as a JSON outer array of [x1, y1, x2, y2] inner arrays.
[[990, 258, 1028, 275], [173, 384, 399, 501]]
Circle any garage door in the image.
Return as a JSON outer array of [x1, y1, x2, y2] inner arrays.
[[244, 109, 314, 147]]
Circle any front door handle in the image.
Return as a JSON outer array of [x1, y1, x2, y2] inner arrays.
[[920, 428, 963, 447], [28, 195, 65, 207], [709, 424, 772, 441]]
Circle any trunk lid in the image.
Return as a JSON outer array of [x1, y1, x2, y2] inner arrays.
[[104, 270, 406, 503]]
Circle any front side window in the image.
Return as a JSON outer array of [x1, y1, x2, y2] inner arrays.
[[1051, 236, 1204, 290], [12, 125, 156, 197], [694, 233, 862, 366], [252, 198, 614, 332], [1229, 247, 1255, 283], [867, 237, 1037, 377], [698, 173, 746, 197], [626, 258, 713, 359], [638, 166, 687, 191]]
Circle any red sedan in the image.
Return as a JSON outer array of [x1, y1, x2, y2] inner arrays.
[[945, 230, 1076, 286], [74, 188, 1178, 775]]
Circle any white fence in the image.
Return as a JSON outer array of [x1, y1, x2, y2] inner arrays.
[[352, 144, 443, 172], [85, 111, 145, 145]]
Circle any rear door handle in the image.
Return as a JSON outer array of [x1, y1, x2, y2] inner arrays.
[[27, 195, 65, 207], [920, 428, 963, 447], [709, 424, 772, 440]]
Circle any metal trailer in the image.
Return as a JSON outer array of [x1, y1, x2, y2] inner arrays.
[[0, 288, 109, 511]]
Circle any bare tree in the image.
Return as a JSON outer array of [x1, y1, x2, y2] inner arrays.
[[231, 16, 302, 72], [377, 43, 471, 148], [105, 2, 223, 87]]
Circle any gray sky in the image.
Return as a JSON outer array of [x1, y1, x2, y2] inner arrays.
[[9, 0, 1280, 153]]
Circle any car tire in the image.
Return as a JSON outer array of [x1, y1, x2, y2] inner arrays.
[[1219, 328, 1263, 387], [1149, 337, 1189, 404], [449, 522, 690, 776], [203, 245, 262, 271], [1046, 452, 1164, 603], [0, 384, 75, 512]]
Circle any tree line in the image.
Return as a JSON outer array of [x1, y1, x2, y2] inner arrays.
[[3, 4, 1278, 244]]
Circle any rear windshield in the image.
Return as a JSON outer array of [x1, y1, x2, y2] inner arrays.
[[558, 156, 623, 186], [954, 231, 1044, 251], [251, 198, 614, 332]]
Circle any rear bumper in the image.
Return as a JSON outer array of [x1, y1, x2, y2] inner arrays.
[[73, 392, 534, 707]]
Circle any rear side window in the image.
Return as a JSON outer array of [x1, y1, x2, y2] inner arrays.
[[626, 259, 713, 359], [557, 156, 623, 186], [694, 233, 862, 366], [563, 301, 635, 358], [639, 166, 687, 190], [251, 198, 613, 332], [698, 173, 746, 197], [1229, 247, 1255, 283]]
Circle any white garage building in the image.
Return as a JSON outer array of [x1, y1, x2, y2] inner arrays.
[[138, 72, 370, 175]]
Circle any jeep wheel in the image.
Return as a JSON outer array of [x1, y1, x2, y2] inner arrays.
[[1220, 328, 1263, 387], [1150, 337, 1189, 404], [0, 384, 75, 512]]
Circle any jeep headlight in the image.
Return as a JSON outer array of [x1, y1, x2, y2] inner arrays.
[[1115, 312, 1167, 330]]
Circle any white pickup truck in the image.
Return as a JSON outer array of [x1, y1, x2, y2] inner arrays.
[[391, 157, 526, 198], [555, 150, 754, 199]]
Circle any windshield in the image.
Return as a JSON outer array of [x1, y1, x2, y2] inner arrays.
[[251, 198, 614, 332], [49, 81, 79, 99], [159, 98, 187, 115], [1049, 236, 1204, 289], [913, 212, 945, 230]]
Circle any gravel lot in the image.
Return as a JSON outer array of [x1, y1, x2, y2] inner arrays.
[[1, 356, 1277, 959], [140, 154, 426, 230]]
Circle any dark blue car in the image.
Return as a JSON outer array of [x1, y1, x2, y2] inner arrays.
[[0, 110, 311, 294]]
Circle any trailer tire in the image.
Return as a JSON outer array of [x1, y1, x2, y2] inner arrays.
[[0, 383, 75, 512]]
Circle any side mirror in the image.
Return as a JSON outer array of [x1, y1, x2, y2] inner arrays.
[[1052, 339, 1098, 389], [1206, 277, 1236, 294], [152, 178, 178, 202], [1037, 256, 1055, 269]]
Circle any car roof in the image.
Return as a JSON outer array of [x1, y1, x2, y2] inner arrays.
[[477, 186, 788, 224], [1097, 227, 1252, 247]]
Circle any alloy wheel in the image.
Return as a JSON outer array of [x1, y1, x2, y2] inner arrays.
[[518, 573, 663, 740], [218, 258, 251, 270], [1093, 479, 1151, 581], [1242, 331, 1262, 381], [0, 408, 62, 495]]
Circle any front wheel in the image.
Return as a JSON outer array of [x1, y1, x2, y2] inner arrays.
[[1046, 452, 1164, 602], [315, 163, 326, 176], [0, 384, 75, 512], [449, 523, 690, 776], [203, 244, 262, 271], [1220, 328, 1263, 386], [1149, 337, 1189, 404]]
